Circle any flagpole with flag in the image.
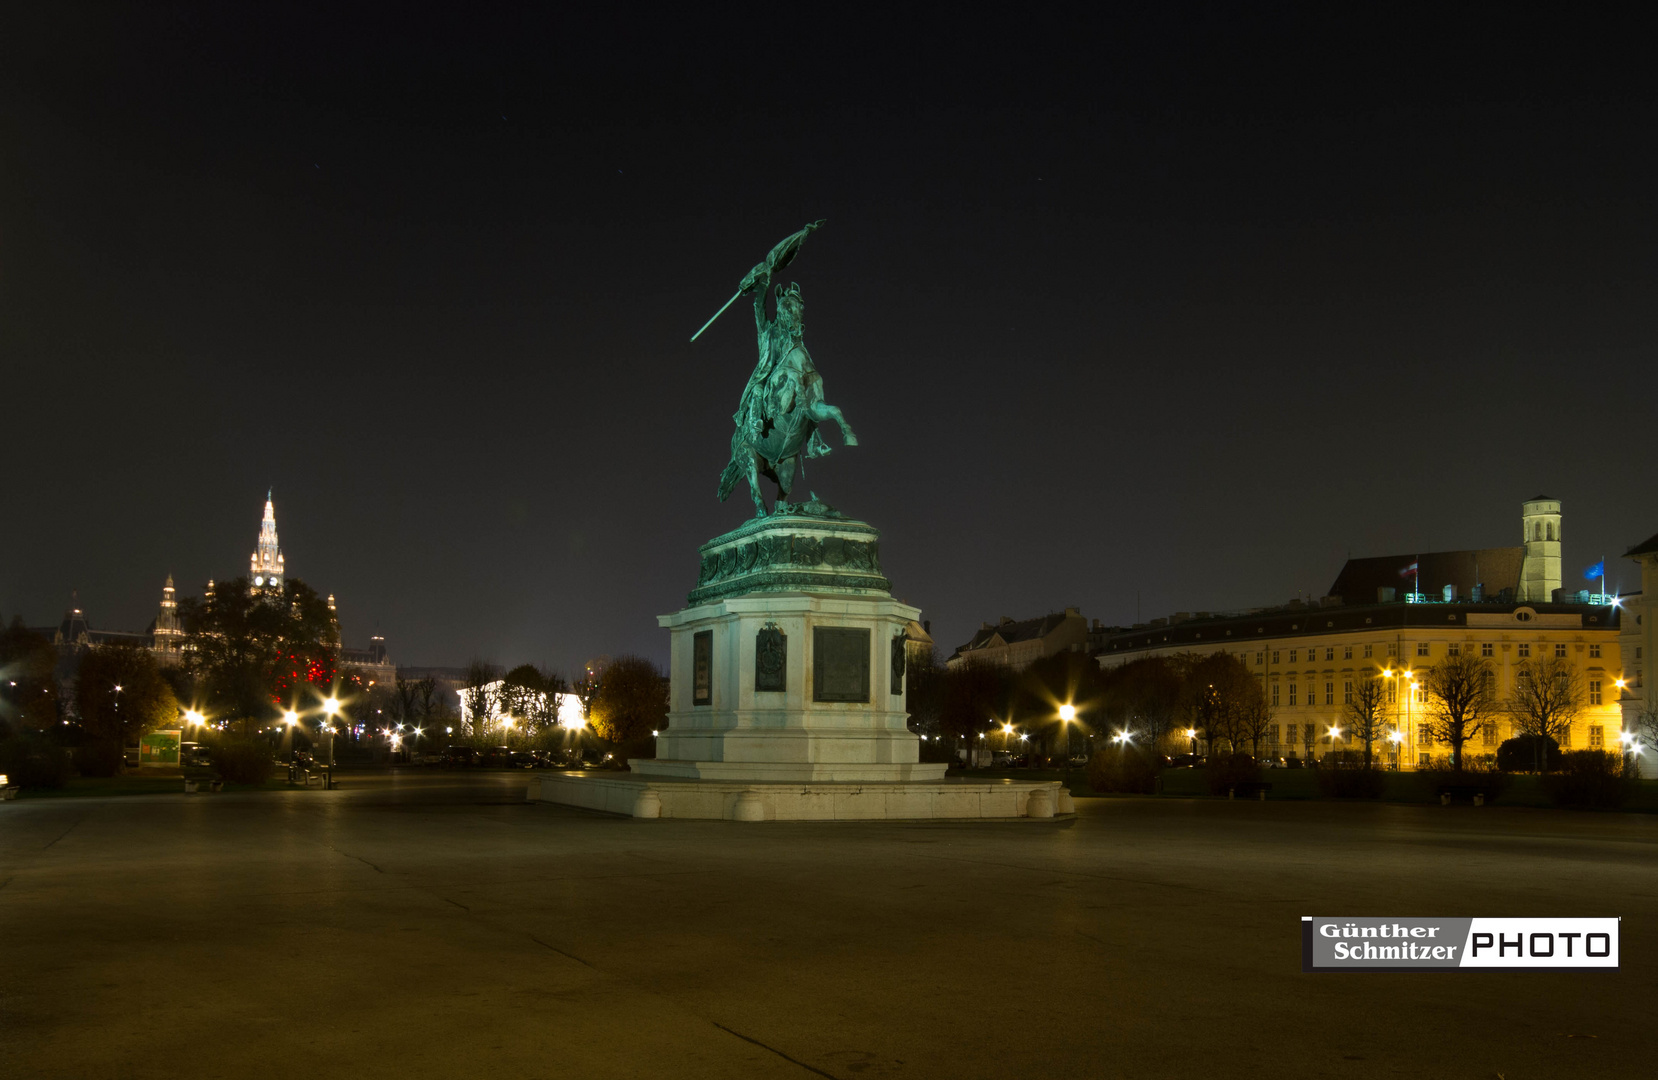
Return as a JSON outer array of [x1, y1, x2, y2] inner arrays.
[[1585, 557, 1606, 603]]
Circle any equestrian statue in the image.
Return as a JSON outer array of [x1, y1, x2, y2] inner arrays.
[[691, 221, 858, 517]]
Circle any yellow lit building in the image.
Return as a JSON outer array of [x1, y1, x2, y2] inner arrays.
[[1095, 500, 1630, 768]]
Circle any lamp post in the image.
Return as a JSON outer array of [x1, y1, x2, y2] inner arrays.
[[1058, 703, 1077, 772], [322, 697, 341, 771]]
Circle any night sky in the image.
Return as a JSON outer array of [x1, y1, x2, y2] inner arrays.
[[4, 6, 1653, 672]]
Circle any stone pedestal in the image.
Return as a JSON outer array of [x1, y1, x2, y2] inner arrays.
[[537, 505, 1066, 820], [635, 508, 941, 783]]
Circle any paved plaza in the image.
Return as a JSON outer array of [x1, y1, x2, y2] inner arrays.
[[2, 772, 1653, 1079]]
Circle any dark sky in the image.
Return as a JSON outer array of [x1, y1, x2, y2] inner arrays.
[[4, 6, 1654, 671]]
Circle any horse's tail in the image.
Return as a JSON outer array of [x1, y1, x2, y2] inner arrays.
[[717, 435, 744, 502]]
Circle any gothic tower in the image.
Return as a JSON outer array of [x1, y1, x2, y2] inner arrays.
[[250, 490, 286, 592], [154, 574, 184, 658], [1517, 496, 1562, 603]]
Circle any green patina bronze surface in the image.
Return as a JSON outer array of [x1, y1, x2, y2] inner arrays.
[[707, 221, 859, 518], [687, 502, 890, 605]]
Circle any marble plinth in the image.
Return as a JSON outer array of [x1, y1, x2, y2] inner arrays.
[[535, 772, 1073, 821], [633, 509, 945, 786]]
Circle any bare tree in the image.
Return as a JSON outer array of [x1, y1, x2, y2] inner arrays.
[[1506, 656, 1583, 772], [1422, 654, 1497, 773], [1630, 702, 1658, 779], [1343, 669, 1389, 768], [1101, 656, 1184, 757], [1177, 652, 1259, 756], [1238, 696, 1274, 757], [460, 659, 502, 740]]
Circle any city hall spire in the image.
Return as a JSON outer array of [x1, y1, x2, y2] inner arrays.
[[250, 490, 285, 591]]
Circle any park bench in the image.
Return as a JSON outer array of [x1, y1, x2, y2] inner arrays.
[[1436, 783, 1490, 806], [1229, 782, 1273, 801]]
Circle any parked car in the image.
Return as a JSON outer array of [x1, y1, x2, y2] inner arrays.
[[442, 745, 478, 768], [1167, 754, 1205, 769], [479, 746, 515, 768], [507, 751, 538, 769]]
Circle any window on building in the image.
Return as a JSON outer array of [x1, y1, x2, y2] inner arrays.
[[1418, 724, 1432, 746], [1589, 644, 1601, 659], [1343, 680, 1353, 705], [1364, 644, 1373, 658], [1386, 642, 1396, 656], [1344, 645, 1353, 660], [1256, 651, 1264, 665], [1387, 682, 1396, 704], [1288, 683, 1298, 706], [1414, 685, 1426, 704], [1271, 683, 1280, 707], [1419, 752, 1431, 768], [1268, 725, 1280, 745], [1482, 723, 1497, 746], [1325, 647, 1335, 662], [1518, 643, 1531, 658], [1555, 643, 1567, 658], [1417, 642, 1430, 656], [1448, 642, 1460, 656], [1481, 642, 1494, 657], [1558, 727, 1572, 748], [1638, 646, 1643, 660], [1325, 681, 1334, 705], [1284, 723, 1297, 745], [1589, 725, 1604, 749], [1289, 648, 1298, 663], [1589, 680, 1601, 705], [1272, 650, 1280, 664]]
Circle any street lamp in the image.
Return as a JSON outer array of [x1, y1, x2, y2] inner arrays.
[[322, 697, 342, 770], [1057, 703, 1077, 771], [1184, 728, 1198, 756]]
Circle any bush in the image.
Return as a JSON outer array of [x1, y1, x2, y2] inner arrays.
[[213, 740, 275, 785], [1544, 751, 1633, 810], [1282, 755, 1304, 769], [1206, 753, 1259, 795], [1497, 735, 1561, 774], [1416, 765, 1510, 803], [72, 740, 125, 778], [0, 733, 73, 789], [1317, 766, 1385, 799], [1086, 747, 1158, 794]]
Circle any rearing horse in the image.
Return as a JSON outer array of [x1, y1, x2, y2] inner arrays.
[[717, 276, 857, 517]]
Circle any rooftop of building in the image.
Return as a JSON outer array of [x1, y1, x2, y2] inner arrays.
[[1626, 531, 1658, 558], [1326, 546, 1527, 607], [953, 608, 1082, 656], [1096, 595, 1623, 655]]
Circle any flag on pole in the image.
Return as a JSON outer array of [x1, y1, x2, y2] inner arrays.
[[1584, 560, 1605, 580], [1398, 561, 1419, 579]]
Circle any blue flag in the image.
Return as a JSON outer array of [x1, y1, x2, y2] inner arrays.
[[1584, 560, 1604, 580]]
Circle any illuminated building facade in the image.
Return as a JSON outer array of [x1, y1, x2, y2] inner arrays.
[[949, 607, 1089, 670], [1095, 499, 1631, 768], [1619, 531, 1656, 736]]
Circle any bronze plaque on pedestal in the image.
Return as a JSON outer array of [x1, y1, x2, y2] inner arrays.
[[813, 627, 869, 702]]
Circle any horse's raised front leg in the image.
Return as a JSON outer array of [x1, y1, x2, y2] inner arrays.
[[809, 400, 858, 446], [809, 399, 862, 444]]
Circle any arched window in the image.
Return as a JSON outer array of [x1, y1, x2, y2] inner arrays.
[[1546, 522, 1556, 541]]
